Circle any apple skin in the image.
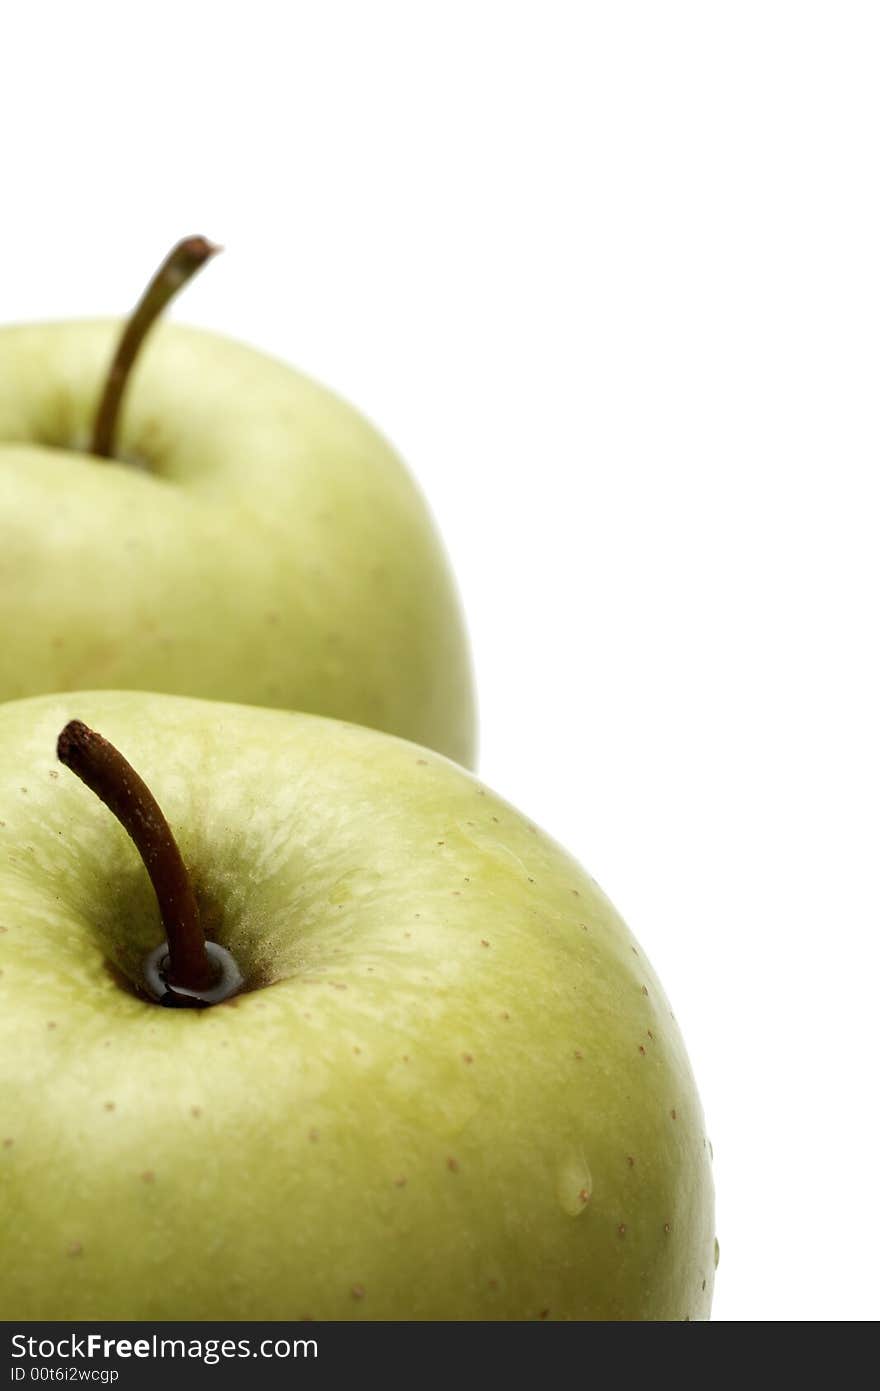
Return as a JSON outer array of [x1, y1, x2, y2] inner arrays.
[[0, 692, 715, 1321], [0, 321, 476, 767]]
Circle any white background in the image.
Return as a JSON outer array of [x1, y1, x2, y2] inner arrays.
[[3, 2, 878, 1321]]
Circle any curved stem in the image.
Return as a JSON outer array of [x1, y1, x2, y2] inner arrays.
[[90, 235, 221, 460], [57, 720, 216, 993]]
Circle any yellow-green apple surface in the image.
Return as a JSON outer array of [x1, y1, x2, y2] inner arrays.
[[0, 238, 475, 767], [0, 691, 715, 1320]]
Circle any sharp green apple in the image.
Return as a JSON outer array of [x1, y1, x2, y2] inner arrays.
[[0, 690, 715, 1320], [0, 238, 476, 766]]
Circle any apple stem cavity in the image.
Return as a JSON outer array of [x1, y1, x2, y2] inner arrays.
[[90, 235, 221, 462], [56, 719, 241, 1008]]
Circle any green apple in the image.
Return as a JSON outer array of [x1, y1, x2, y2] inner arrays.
[[0, 239, 476, 767], [0, 691, 715, 1320]]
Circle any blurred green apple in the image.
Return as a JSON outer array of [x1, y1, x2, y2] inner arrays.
[[0, 691, 715, 1320], [0, 239, 476, 766]]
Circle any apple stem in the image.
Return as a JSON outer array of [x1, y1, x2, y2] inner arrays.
[[56, 719, 220, 999], [90, 235, 221, 461]]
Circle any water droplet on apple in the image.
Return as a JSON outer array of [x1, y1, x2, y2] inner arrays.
[[555, 1150, 592, 1216], [143, 940, 243, 1007]]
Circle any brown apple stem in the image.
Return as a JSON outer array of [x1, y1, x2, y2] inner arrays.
[[56, 719, 217, 994], [90, 235, 221, 461]]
